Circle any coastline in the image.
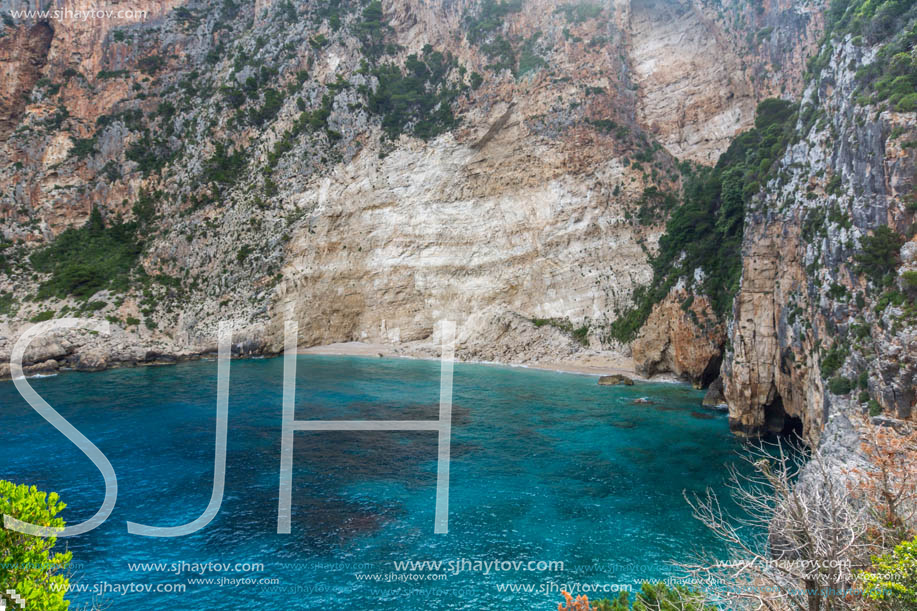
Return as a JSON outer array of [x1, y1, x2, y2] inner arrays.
[[298, 341, 665, 382], [3, 340, 674, 385]]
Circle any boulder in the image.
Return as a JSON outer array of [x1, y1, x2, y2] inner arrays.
[[598, 374, 634, 386]]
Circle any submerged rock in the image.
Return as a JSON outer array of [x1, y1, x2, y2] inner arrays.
[[598, 374, 634, 386]]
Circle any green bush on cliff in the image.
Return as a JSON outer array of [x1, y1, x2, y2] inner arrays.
[[30, 207, 142, 299], [203, 142, 246, 186], [608, 99, 797, 342], [828, 0, 917, 108], [354, 1, 391, 61], [554, 3, 603, 24], [125, 130, 172, 176], [820, 341, 848, 378], [464, 0, 522, 44], [365, 46, 461, 140], [353, 4, 463, 140], [855, 225, 904, 287], [828, 376, 854, 395], [0, 480, 72, 610]]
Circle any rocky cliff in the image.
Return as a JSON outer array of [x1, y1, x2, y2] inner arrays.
[[0, 0, 823, 377], [723, 29, 917, 439]]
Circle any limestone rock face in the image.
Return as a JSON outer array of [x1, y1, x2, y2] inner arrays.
[[0, 21, 53, 139], [631, 290, 725, 387], [628, 0, 822, 164], [268, 110, 654, 353], [0, 0, 821, 375], [722, 38, 917, 439]]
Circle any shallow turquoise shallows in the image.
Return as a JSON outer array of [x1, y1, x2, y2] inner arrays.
[[0, 355, 747, 610]]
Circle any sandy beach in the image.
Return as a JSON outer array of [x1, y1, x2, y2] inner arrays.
[[298, 342, 655, 381]]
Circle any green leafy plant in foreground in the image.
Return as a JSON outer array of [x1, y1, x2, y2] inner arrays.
[[584, 582, 714, 610], [858, 536, 917, 607], [0, 480, 72, 610]]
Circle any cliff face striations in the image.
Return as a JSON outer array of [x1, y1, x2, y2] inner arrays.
[[0, 0, 822, 376]]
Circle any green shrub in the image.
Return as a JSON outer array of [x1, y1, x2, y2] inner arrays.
[[828, 376, 854, 395], [902, 270, 917, 289], [0, 481, 72, 610], [517, 33, 546, 76], [869, 399, 883, 416], [97, 69, 129, 79], [464, 0, 522, 44], [858, 536, 917, 606], [248, 88, 285, 126], [138, 54, 164, 75], [125, 131, 171, 175], [366, 46, 461, 139], [470, 71, 484, 89], [896, 92, 917, 111], [554, 2, 603, 24], [856, 225, 903, 287], [203, 142, 246, 185], [820, 341, 848, 378], [354, 1, 391, 60], [69, 136, 97, 159], [29, 310, 55, 323], [30, 208, 142, 299], [132, 189, 159, 227], [237, 245, 253, 263], [0, 292, 16, 316]]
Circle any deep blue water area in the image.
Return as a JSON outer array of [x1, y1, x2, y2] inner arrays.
[[0, 355, 747, 609]]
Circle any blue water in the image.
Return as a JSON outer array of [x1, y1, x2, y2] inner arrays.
[[0, 355, 747, 609]]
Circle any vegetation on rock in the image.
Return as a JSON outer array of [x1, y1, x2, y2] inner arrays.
[[858, 537, 917, 606], [30, 208, 143, 299], [608, 99, 798, 342]]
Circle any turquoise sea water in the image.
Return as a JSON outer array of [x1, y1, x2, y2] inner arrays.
[[0, 355, 747, 609]]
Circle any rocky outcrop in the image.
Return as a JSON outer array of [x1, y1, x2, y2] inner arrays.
[[0, 323, 201, 380], [722, 36, 917, 439], [631, 290, 725, 387], [0, 21, 53, 139], [702, 376, 726, 409]]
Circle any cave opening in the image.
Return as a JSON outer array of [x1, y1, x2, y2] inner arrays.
[[699, 352, 722, 389], [763, 393, 804, 438]]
